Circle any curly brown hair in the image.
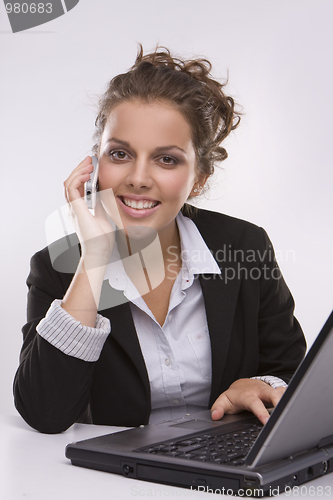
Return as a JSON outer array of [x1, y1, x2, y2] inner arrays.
[[93, 45, 240, 184]]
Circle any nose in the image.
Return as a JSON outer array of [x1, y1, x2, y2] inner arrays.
[[125, 158, 153, 190]]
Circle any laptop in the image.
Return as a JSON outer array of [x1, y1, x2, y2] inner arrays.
[[66, 310, 333, 496]]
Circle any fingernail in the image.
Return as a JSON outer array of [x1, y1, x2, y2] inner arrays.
[[211, 410, 217, 417]]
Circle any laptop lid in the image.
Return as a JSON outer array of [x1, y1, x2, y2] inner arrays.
[[246, 310, 333, 467]]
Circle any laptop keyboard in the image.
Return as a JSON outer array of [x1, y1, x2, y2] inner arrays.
[[135, 421, 263, 466]]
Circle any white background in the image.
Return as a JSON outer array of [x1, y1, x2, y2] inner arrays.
[[1, 0, 332, 417]]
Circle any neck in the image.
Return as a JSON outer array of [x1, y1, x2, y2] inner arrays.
[[116, 220, 182, 291], [159, 222, 181, 262], [116, 220, 181, 261]]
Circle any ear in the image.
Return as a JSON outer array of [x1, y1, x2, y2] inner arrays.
[[190, 175, 209, 197]]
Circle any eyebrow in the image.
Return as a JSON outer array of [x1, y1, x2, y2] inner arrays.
[[106, 138, 131, 147], [106, 137, 187, 154]]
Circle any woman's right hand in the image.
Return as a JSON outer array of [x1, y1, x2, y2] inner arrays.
[[63, 156, 119, 268]]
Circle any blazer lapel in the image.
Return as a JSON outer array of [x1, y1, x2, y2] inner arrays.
[[200, 271, 242, 406], [102, 302, 151, 403], [190, 207, 243, 406]]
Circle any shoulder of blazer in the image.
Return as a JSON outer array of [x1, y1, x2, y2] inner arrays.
[[182, 205, 267, 253], [27, 234, 79, 294]]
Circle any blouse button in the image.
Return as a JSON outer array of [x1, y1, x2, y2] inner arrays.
[[172, 399, 179, 405], [165, 358, 171, 366]]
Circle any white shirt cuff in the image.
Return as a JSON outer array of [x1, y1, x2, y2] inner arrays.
[[251, 375, 288, 388], [36, 299, 111, 362]]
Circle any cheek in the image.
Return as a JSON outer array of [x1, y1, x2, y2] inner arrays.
[[98, 164, 118, 190], [165, 171, 195, 198]]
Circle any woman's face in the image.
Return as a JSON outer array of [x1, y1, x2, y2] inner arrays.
[[98, 99, 204, 243]]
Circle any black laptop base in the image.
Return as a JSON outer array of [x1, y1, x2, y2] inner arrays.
[[67, 442, 333, 497], [66, 421, 333, 497], [66, 310, 333, 497]]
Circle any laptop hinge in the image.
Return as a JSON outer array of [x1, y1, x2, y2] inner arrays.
[[317, 435, 333, 448]]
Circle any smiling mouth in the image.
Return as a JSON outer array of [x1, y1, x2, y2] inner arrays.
[[120, 196, 160, 210]]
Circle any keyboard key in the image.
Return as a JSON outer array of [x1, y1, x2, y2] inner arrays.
[[134, 418, 263, 467]]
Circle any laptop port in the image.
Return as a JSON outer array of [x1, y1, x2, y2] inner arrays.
[[322, 461, 328, 474], [307, 467, 314, 479], [244, 476, 257, 484], [123, 465, 134, 475]]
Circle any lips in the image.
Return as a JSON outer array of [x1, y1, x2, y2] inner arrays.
[[119, 196, 160, 210], [117, 195, 161, 219]]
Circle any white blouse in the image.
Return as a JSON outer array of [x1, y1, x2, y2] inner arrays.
[[37, 212, 286, 423]]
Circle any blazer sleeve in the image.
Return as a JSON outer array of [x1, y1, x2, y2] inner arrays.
[[13, 248, 99, 434], [255, 227, 306, 382]]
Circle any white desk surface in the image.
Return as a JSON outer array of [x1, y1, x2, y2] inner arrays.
[[1, 414, 332, 500]]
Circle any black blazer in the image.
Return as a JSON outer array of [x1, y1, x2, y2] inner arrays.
[[13, 208, 306, 433]]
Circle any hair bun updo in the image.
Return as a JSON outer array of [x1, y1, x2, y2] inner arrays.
[[93, 45, 241, 184]]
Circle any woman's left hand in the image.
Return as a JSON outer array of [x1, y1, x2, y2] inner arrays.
[[211, 378, 286, 425]]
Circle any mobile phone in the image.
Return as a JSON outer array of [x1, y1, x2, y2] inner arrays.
[[84, 155, 99, 209]]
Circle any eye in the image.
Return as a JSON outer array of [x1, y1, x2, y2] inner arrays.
[[159, 156, 178, 166], [109, 150, 130, 161]]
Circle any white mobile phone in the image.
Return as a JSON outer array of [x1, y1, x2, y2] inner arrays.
[[84, 156, 99, 209]]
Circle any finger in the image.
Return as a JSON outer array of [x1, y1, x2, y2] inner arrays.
[[64, 173, 90, 203], [68, 156, 93, 176], [242, 385, 283, 423], [254, 385, 286, 408], [63, 156, 93, 186], [211, 393, 234, 421], [243, 397, 270, 425], [68, 196, 91, 221], [268, 387, 286, 407], [64, 160, 93, 187], [64, 166, 94, 203], [64, 156, 93, 197]]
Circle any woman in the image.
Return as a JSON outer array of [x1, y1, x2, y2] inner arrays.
[[14, 47, 306, 434]]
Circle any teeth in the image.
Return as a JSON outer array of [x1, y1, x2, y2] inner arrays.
[[122, 197, 158, 209]]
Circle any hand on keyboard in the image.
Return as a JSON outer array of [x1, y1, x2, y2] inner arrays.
[[211, 378, 286, 425]]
